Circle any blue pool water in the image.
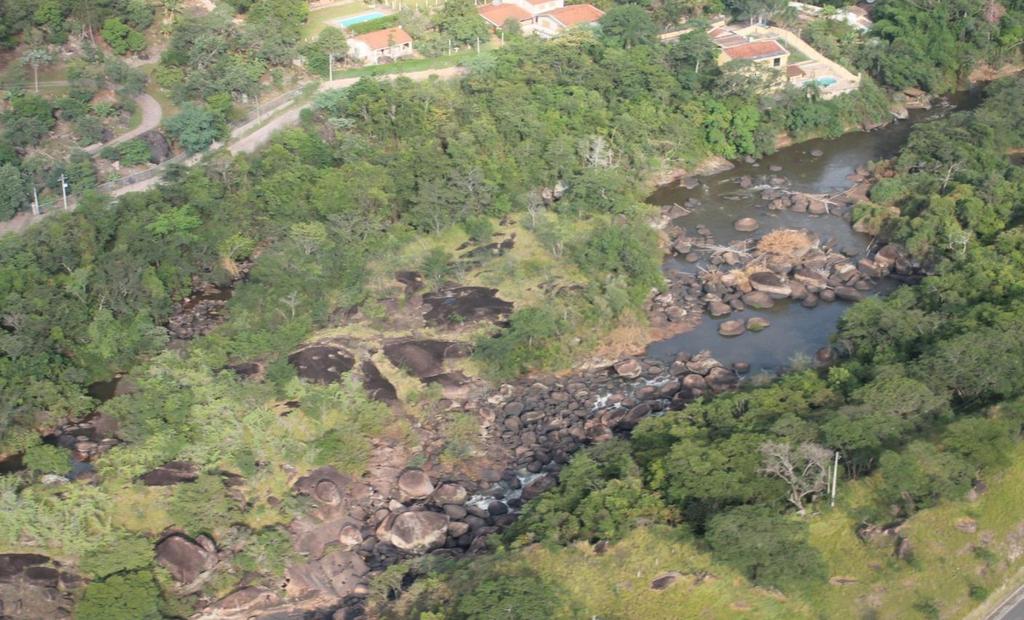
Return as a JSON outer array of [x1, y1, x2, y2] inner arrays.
[[333, 11, 387, 28], [816, 76, 838, 87]]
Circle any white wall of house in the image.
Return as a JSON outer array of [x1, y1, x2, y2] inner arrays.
[[349, 41, 414, 65]]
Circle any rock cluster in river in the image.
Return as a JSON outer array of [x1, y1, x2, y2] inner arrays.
[[657, 214, 914, 333]]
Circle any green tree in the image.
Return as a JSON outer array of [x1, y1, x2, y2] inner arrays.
[[0, 163, 27, 219], [164, 104, 222, 153], [22, 47, 54, 92], [301, 26, 348, 78], [876, 442, 973, 516], [705, 505, 827, 590], [433, 0, 490, 46], [100, 18, 146, 55], [599, 5, 657, 49]]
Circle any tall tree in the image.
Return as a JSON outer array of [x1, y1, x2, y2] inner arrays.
[[22, 47, 54, 92]]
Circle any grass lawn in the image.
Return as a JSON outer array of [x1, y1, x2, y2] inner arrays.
[[805, 441, 1024, 619], [332, 52, 466, 78], [304, 2, 373, 39], [331, 41, 498, 79], [779, 40, 811, 64]]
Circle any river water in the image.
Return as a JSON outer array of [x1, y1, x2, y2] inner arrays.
[[644, 90, 983, 373]]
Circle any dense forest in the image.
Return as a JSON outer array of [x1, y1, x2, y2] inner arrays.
[[0, 0, 1023, 618]]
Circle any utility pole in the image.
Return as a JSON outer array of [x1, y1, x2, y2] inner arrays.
[[329, 53, 334, 82], [830, 451, 840, 508], [31, 185, 40, 216], [60, 174, 69, 211], [476, 36, 480, 54], [448, 39, 452, 55]]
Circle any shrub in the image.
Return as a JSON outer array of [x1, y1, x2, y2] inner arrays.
[[461, 215, 494, 243], [705, 505, 827, 590], [79, 534, 154, 578], [117, 139, 152, 166], [454, 572, 560, 620], [75, 570, 161, 620], [23, 443, 71, 475]]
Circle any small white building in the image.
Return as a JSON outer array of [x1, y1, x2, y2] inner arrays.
[[348, 27, 414, 65]]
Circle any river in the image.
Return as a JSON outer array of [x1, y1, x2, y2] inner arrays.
[[643, 89, 984, 373]]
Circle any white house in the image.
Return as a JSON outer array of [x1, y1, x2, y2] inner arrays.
[[348, 27, 414, 65]]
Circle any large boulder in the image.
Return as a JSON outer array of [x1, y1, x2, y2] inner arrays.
[[734, 217, 759, 232], [707, 301, 732, 317], [293, 467, 371, 509], [741, 291, 775, 309], [835, 286, 865, 302], [718, 320, 746, 337], [201, 588, 279, 618], [613, 358, 643, 379], [746, 317, 770, 332], [433, 483, 468, 505], [389, 511, 449, 553], [397, 470, 434, 502], [139, 129, 171, 163], [140, 460, 198, 486], [156, 534, 217, 584], [748, 272, 792, 297]]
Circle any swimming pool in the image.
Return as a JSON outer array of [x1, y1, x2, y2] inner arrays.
[[815, 76, 838, 88], [333, 11, 387, 29]]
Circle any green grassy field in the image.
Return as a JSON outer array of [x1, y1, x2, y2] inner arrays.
[[424, 442, 1024, 619]]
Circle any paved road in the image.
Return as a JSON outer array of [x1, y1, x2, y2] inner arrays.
[[85, 93, 163, 154], [987, 583, 1024, 620]]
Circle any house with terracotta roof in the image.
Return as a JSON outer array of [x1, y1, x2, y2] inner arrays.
[[477, 0, 603, 37], [348, 26, 414, 65], [478, 3, 534, 31], [532, 4, 604, 38], [711, 26, 789, 68], [720, 39, 789, 67]]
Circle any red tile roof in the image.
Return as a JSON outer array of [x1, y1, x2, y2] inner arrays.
[[541, 3, 604, 26], [352, 27, 412, 51], [477, 3, 532, 27], [722, 39, 788, 61]]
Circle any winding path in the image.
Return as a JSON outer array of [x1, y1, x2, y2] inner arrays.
[[84, 93, 163, 154]]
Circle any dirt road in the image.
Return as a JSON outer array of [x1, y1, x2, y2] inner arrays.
[[2, 66, 467, 236], [228, 66, 466, 155], [85, 93, 163, 154]]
